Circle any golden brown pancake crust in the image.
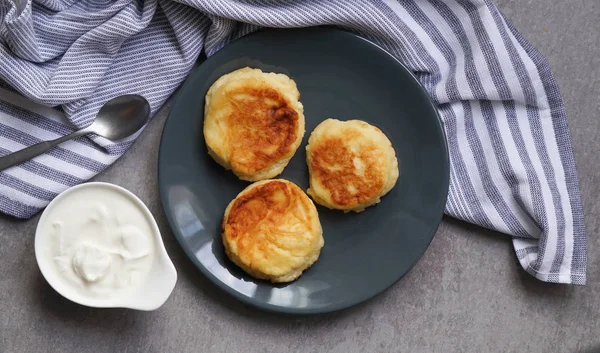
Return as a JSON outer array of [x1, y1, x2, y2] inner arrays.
[[223, 180, 299, 239], [308, 126, 386, 208], [224, 86, 299, 175]]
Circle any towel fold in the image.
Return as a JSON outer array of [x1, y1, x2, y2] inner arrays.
[[0, 0, 586, 284]]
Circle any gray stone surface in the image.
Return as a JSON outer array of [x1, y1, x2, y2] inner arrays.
[[1, 1, 599, 352]]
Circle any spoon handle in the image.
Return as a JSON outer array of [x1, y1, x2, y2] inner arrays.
[[0, 129, 90, 172]]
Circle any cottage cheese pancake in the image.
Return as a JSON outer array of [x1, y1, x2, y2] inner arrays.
[[306, 119, 399, 213], [222, 179, 323, 283], [204, 67, 305, 181]]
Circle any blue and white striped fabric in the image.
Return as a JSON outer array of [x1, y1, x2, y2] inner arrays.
[[0, 0, 586, 284]]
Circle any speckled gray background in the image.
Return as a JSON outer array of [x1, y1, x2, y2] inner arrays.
[[1, 1, 598, 352]]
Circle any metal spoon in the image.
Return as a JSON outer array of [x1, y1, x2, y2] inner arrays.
[[0, 94, 151, 172]]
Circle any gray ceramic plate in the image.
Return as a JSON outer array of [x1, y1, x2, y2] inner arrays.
[[158, 27, 449, 314]]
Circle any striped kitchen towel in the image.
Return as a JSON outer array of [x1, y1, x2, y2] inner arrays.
[[0, 0, 586, 284]]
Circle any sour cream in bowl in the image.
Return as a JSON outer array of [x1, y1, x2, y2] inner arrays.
[[35, 182, 177, 311]]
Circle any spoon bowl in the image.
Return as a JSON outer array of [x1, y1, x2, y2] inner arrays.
[[91, 94, 152, 140]]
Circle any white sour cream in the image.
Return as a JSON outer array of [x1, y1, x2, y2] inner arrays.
[[36, 184, 155, 299]]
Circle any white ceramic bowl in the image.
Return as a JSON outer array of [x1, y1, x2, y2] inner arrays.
[[35, 182, 177, 311]]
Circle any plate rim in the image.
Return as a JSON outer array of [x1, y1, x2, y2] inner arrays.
[[157, 27, 450, 315]]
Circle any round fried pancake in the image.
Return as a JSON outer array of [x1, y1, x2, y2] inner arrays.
[[222, 179, 324, 283], [204, 67, 305, 181], [306, 119, 399, 213]]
